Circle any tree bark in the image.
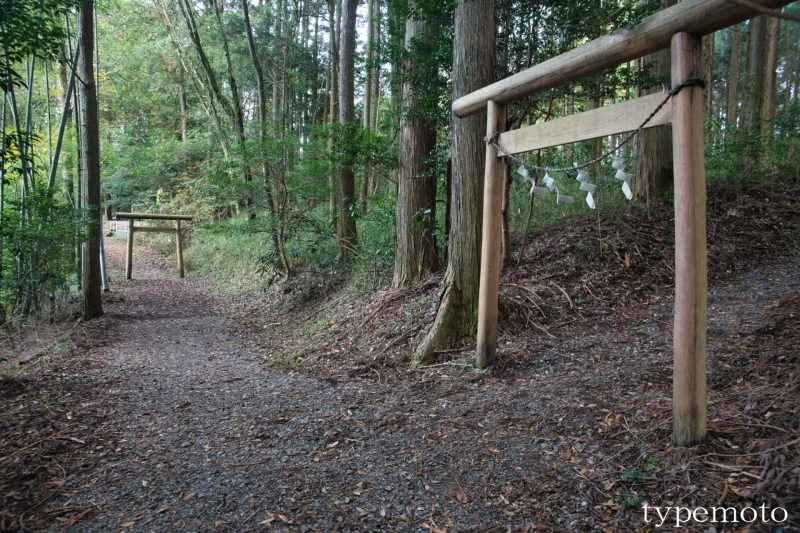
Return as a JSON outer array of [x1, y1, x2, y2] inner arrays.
[[273, 0, 284, 128], [327, 0, 339, 215], [727, 23, 742, 128], [743, 16, 766, 135], [500, 158, 511, 269], [702, 32, 715, 130], [634, 0, 675, 203], [78, 0, 103, 319], [760, 15, 779, 142], [393, 2, 438, 287], [783, 16, 792, 111], [337, 0, 358, 252], [413, 0, 493, 366]]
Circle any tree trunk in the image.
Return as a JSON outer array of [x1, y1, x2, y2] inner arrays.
[[273, 0, 284, 128], [327, 0, 339, 215], [78, 0, 103, 319], [370, 0, 381, 133], [359, 0, 378, 214], [783, 17, 792, 112], [634, 0, 675, 202], [760, 15, 779, 143], [413, 0, 493, 366], [211, 0, 251, 185], [500, 158, 511, 269], [387, 0, 404, 135], [337, 0, 357, 252], [179, 66, 187, 141], [727, 23, 741, 128], [56, 43, 75, 206], [242, 0, 284, 265], [702, 32, 715, 131], [393, 2, 438, 287], [743, 16, 766, 135]]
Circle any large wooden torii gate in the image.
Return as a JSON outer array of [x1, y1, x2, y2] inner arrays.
[[453, 0, 792, 447]]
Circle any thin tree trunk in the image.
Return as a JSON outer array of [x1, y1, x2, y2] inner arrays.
[[327, 0, 339, 214], [413, 0, 493, 366], [242, 0, 285, 266], [211, 0, 251, 184], [337, 0, 357, 252], [273, 0, 283, 128], [783, 16, 792, 112], [179, 66, 187, 141], [727, 23, 742, 128], [702, 32, 715, 139], [78, 0, 103, 319], [500, 158, 511, 269]]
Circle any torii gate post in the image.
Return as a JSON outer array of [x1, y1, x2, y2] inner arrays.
[[670, 32, 707, 447], [476, 101, 507, 367]]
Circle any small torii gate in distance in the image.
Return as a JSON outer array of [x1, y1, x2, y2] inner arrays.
[[115, 212, 193, 280], [453, 0, 793, 447]]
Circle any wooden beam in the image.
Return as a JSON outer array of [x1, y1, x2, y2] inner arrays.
[[116, 212, 193, 221], [498, 93, 672, 155], [453, 0, 792, 118], [176, 219, 185, 278], [475, 100, 507, 368], [671, 32, 707, 447], [125, 218, 134, 280], [130, 227, 177, 233]]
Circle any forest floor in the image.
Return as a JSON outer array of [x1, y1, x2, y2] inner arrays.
[[1, 178, 799, 532]]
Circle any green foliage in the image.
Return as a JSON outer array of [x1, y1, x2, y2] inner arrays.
[[0, 0, 81, 91], [1, 183, 86, 323], [706, 102, 800, 186]]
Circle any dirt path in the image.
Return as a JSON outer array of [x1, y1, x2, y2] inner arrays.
[[2, 236, 798, 532]]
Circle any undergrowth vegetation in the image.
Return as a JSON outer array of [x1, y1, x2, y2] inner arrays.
[[137, 102, 800, 306]]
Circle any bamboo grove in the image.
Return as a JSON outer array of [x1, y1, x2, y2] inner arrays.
[[1, 0, 798, 361]]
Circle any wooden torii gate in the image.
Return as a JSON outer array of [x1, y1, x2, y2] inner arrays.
[[453, 0, 792, 447], [116, 213, 193, 280]]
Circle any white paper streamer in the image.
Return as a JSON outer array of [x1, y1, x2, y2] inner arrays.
[[518, 165, 549, 195], [517, 165, 535, 193], [574, 164, 596, 209], [611, 156, 634, 201], [544, 172, 555, 190], [622, 180, 633, 200], [555, 187, 574, 205], [586, 191, 596, 209]]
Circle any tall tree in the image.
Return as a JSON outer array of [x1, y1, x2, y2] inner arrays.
[[327, 0, 340, 214], [337, 0, 357, 252], [633, 0, 675, 202], [413, 0, 493, 366], [393, 0, 438, 287], [211, 0, 251, 184], [760, 15, 779, 142], [727, 23, 742, 128], [743, 16, 766, 135], [78, 0, 103, 318], [241, 0, 284, 264]]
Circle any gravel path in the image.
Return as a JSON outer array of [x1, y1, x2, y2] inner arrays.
[[2, 235, 797, 532]]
